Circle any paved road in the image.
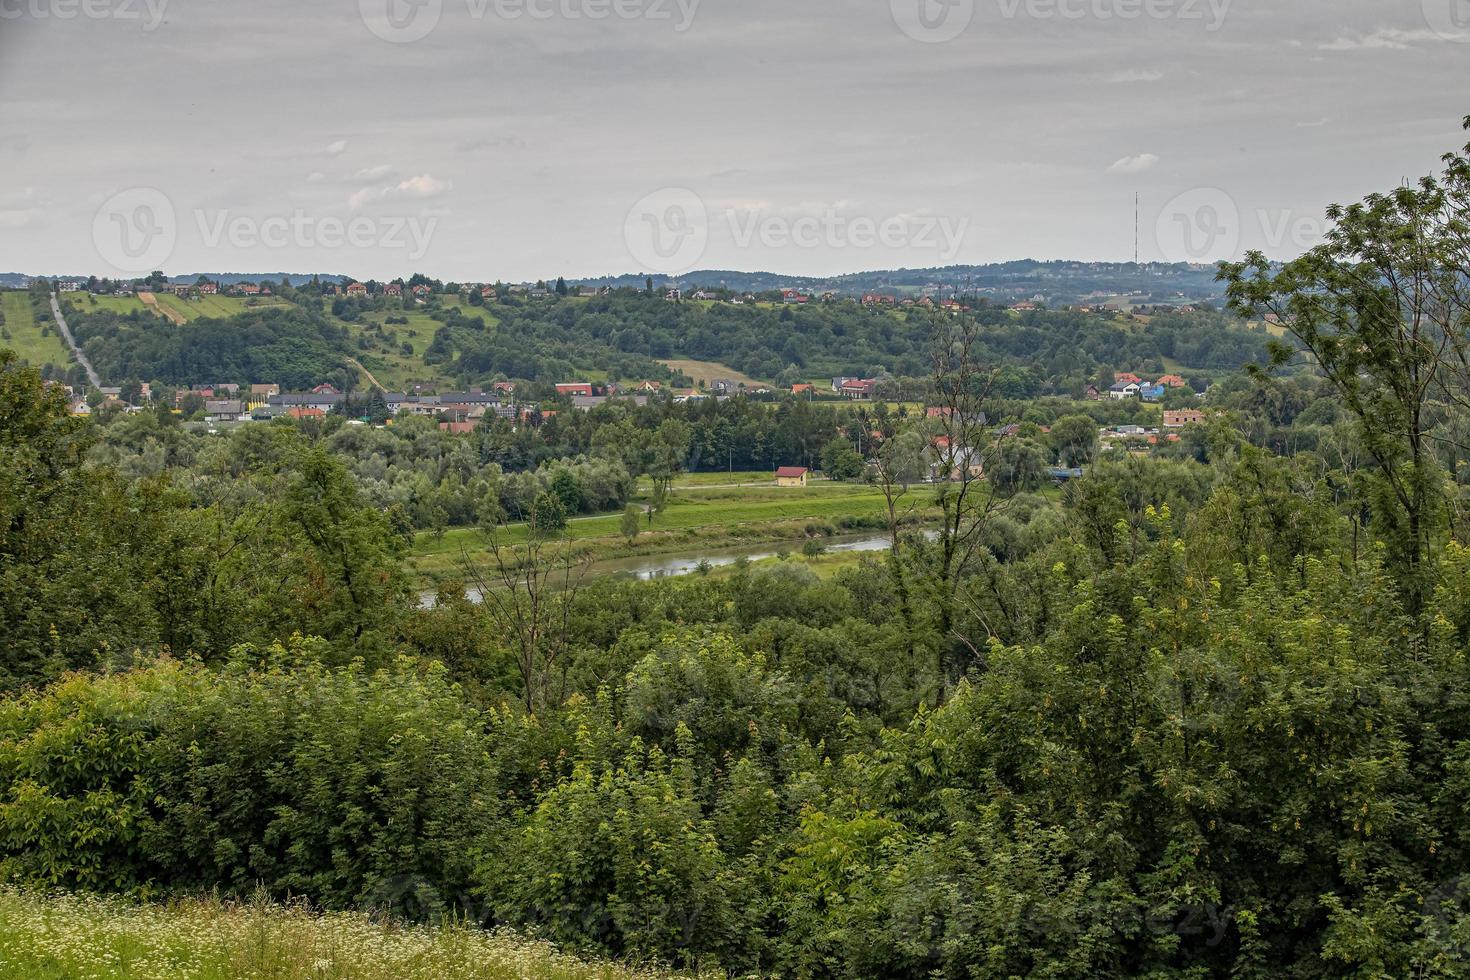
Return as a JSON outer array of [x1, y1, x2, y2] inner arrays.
[[49, 294, 102, 388]]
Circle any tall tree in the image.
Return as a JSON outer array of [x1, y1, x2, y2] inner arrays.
[[1221, 118, 1470, 624]]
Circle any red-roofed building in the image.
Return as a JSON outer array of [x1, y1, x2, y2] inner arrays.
[[346, 282, 367, 297], [1115, 372, 1143, 385], [555, 382, 595, 398], [775, 466, 810, 487], [1157, 374, 1188, 388]]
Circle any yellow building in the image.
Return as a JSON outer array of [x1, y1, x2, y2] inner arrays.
[[775, 466, 809, 487]]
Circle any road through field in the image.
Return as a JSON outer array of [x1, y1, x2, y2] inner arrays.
[[49, 294, 102, 387]]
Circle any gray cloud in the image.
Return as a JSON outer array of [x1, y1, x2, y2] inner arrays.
[[0, 0, 1464, 279]]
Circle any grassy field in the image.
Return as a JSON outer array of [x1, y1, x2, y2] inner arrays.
[[153, 293, 286, 322], [0, 890, 679, 980], [0, 291, 69, 367], [411, 481, 905, 580], [657, 359, 766, 388], [62, 293, 150, 317]]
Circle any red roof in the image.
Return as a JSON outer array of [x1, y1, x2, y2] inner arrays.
[[775, 466, 808, 478]]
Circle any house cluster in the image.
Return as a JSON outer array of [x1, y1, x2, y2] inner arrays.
[[831, 377, 880, 400], [1089, 373, 1194, 402]]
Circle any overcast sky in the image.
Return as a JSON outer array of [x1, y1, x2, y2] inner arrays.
[[1, 0, 1466, 281]]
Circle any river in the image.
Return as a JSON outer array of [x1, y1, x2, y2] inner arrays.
[[420, 532, 899, 607]]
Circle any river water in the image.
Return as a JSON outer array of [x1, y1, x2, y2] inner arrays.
[[420, 532, 897, 606]]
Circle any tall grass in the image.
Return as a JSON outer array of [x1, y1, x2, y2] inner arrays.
[[0, 890, 689, 980]]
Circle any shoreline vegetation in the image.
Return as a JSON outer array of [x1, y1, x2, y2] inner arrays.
[[409, 476, 938, 584]]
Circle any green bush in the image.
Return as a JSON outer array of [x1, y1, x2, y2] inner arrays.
[[0, 639, 497, 910]]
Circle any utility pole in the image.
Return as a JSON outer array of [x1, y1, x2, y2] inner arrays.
[[1134, 192, 1140, 265]]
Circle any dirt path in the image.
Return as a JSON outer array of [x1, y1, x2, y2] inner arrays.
[[349, 357, 388, 392], [137, 291, 186, 325]]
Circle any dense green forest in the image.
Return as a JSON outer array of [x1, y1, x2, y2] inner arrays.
[[3, 125, 1470, 977], [51, 278, 1270, 395]]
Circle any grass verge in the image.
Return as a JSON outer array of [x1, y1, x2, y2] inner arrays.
[[0, 889, 684, 980]]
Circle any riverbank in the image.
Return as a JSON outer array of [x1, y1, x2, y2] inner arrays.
[[409, 480, 932, 585]]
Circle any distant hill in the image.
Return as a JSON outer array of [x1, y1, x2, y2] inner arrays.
[[571, 260, 1230, 306], [6, 261, 1230, 305]]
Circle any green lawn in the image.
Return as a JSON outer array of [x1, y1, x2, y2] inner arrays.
[[0, 889, 676, 980], [0, 291, 69, 368], [414, 482, 894, 559]]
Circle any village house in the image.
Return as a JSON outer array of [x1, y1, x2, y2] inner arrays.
[[205, 399, 245, 422], [791, 383, 815, 397], [1109, 381, 1141, 400], [384, 282, 403, 297], [555, 382, 595, 398], [284, 406, 326, 420], [838, 379, 877, 400], [346, 282, 367, 297], [775, 466, 810, 487], [412, 284, 432, 298], [781, 289, 809, 304], [249, 383, 280, 399]]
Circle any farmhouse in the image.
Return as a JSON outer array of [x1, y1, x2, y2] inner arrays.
[[346, 282, 367, 297], [775, 466, 810, 487], [838, 379, 877, 400]]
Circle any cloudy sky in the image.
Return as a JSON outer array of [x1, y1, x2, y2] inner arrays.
[[0, 0, 1466, 281]]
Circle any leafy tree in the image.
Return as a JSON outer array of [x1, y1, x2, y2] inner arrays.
[[820, 438, 864, 481]]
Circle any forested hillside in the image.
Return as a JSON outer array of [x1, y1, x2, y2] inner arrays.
[[46, 279, 1270, 395]]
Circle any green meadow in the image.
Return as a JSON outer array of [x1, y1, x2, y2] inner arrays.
[[0, 291, 69, 368]]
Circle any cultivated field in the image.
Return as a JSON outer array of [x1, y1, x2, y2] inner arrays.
[[137, 291, 187, 324], [154, 293, 285, 321], [0, 290, 69, 367], [0, 890, 680, 980], [657, 359, 766, 389]]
